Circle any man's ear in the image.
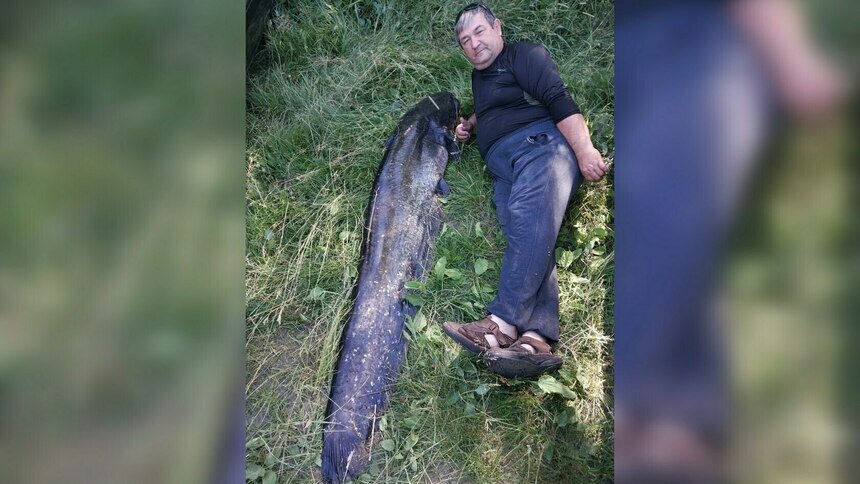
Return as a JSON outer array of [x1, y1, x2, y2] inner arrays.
[[493, 18, 502, 35]]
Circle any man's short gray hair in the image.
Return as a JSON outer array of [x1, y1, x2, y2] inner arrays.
[[453, 3, 497, 45]]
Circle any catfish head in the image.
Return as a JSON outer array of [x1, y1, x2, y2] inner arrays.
[[423, 91, 460, 133], [421, 92, 460, 163], [390, 92, 461, 164], [400, 92, 460, 134]]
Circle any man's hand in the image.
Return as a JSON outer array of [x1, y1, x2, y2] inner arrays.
[[455, 115, 475, 142], [556, 114, 609, 182], [577, 145, 609, 182]]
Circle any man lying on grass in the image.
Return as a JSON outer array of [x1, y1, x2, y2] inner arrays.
[[442, 3, 609, 378]]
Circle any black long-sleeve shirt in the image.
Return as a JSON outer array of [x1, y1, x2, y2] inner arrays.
[[472, 41, 580, 159]]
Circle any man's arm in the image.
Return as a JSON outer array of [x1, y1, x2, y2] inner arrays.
[[557, 113, 608, 182], [509, 44, 608, 182], [730, 0, 846, 119]]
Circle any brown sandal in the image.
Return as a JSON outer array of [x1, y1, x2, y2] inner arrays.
[[442, 317, 516, 355], [483, 335, 563, 378]]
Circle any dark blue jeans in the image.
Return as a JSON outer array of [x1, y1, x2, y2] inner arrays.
[[484, 118, 583, 343]]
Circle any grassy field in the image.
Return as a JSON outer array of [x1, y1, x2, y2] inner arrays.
[[245, 1, 614, 482]]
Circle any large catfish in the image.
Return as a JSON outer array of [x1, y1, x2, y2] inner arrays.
[[321, 92, 460, 482]]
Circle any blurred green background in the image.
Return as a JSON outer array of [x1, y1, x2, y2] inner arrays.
[[0, 1, 244, 482]]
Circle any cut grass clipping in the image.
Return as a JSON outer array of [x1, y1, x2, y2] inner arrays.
[[246, 1, 613, 482]]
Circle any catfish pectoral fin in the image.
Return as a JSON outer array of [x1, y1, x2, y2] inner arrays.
[[436, 178, 451, 197]]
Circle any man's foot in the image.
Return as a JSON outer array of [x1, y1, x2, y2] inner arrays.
[[442, 317, 516, 355], [483, 334, 563, 378], [615, 416, 726, 484]]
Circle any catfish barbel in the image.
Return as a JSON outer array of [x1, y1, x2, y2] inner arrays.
[[321, 92, 461, 483]]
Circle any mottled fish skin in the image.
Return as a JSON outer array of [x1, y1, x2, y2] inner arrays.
[[321, 92, 460, 483]]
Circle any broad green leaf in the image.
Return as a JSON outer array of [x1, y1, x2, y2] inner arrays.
[[464, 403, 476, 416], [407, 311, 427, 333], [582, 440, 596, 456], [475, 384, 490, 396], [474, 222, 484, 237], [434, 257, 447, 280], [404, 294, 424, 306], [474, 258, 489, 276], [555, 409, 576, 428], [246, 437, 265, 450], [543, 442, 555, 462], [246, 463, 265, 481], [262, 470, 277, 484], [576, 368, 590, 390], [380, 439, 395, 452], [403, 434, 416, 451], [444, 268, 464, 280], [307, 286, 324, 301], [536, 375, 577, 399], [557, 368, 575, 384], [558, 250, 575, 268], [404, 280, 424, 290]]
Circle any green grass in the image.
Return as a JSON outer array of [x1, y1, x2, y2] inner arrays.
[[246, 1, 613, 482]]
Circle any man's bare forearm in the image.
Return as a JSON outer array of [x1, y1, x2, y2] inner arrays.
[[556, 114, 593, 155], [557, 113, 608, 182], [729, 0, 846, 117]]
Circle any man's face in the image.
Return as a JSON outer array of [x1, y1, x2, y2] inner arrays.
[[457, 13, 503, 70]]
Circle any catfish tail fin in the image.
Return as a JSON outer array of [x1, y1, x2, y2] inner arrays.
[[321, 429, 365, 483]]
